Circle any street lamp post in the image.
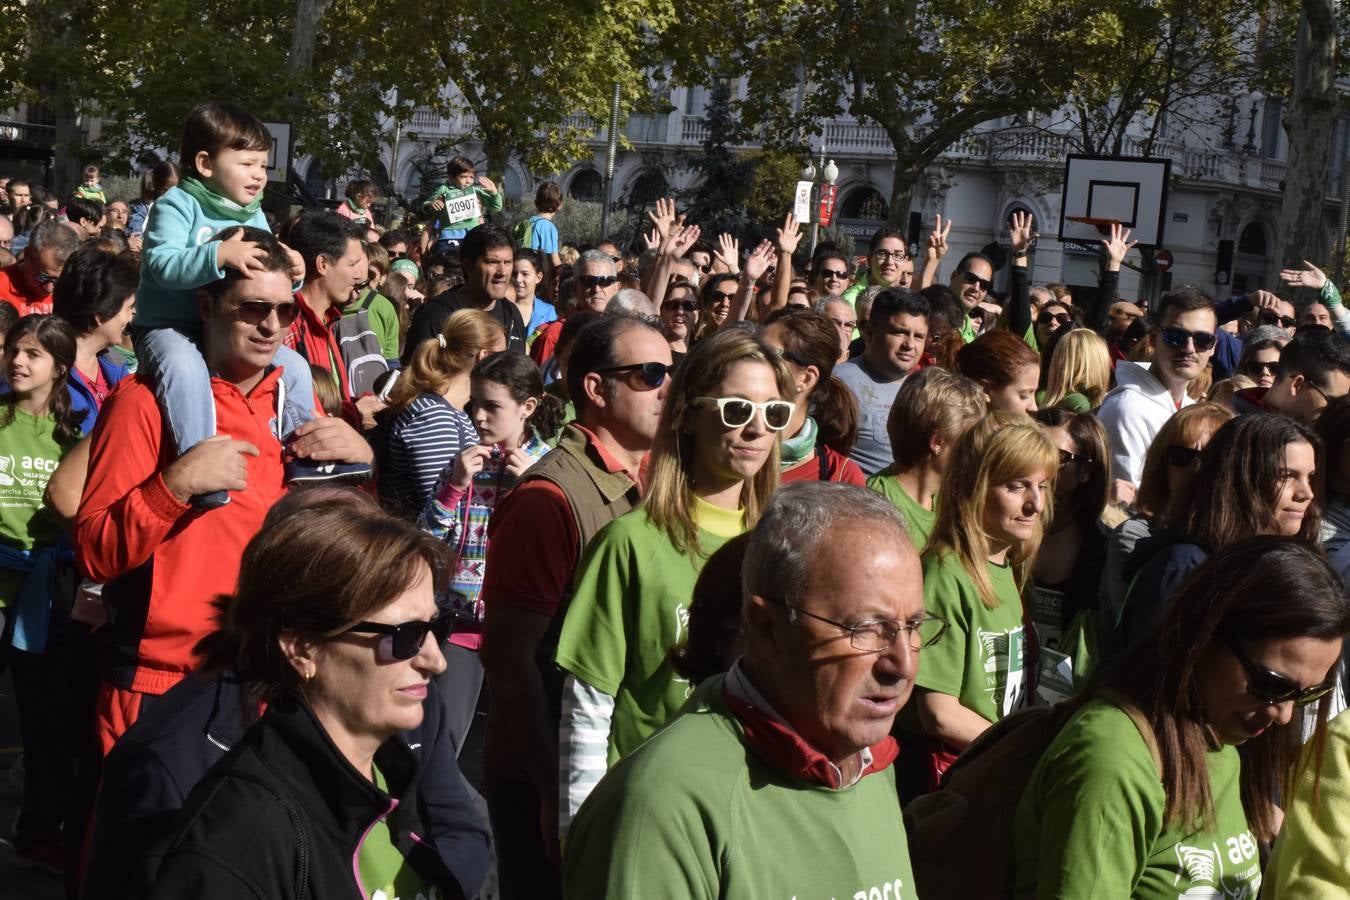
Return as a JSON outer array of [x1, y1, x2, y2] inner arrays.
[[805, 147, 839, 257]]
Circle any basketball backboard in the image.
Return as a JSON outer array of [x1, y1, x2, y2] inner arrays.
[[1058, 155, 1171, 248]]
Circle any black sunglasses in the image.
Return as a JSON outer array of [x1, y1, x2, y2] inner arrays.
[[1159, 325, 1217, 352], [1244, 360, 1278, 377], [1038, 311, 1072, 326], [1227, 635, 1336, 707], [594, 361, 671, 389], [580, 274, 620, 289], [663, 300, 698, 312], [1165, 445, 1201, 468], [1058, 448, 1090, 468], [233, 299, 300, 327], [1258, 312, 1298, 329], [963, 271, 992, 292], [696, 263, 712, 274], [707, 290, 735, 303], [819, 267, 849, 280], [343, 612, 455, 661]]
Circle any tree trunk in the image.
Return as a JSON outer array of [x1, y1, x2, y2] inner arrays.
[[1275, 0, 1338, 269], [886, 155, 919, 227], [284, 0, 334, 120]]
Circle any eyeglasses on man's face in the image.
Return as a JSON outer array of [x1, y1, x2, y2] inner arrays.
[[768, 597, 948, 653]]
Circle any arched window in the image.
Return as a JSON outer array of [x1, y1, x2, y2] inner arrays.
[[627, 169, 669, 208], [840, 186, 889, 222], [568, 169, 602, 203], [1238, 221, 1267, 256]]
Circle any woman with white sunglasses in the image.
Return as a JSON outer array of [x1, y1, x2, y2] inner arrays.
[[554, 328, 796, 833]]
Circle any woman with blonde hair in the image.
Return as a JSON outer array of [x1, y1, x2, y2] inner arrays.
[[907, 412, 1058, 790], [1039, 328, 1111, 412], [554, 328, 796, 829], [377, 309, 505, 518]]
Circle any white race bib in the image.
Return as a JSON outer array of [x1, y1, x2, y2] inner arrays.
[[443, 192, 482, 223]]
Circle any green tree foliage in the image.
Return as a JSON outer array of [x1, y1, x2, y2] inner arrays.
[[662, 0, 1084, 224], [0, 0, 676, 189], [681, 79, 756, 235]]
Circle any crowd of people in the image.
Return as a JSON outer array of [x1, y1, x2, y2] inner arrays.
[[0, 97, 1347, 899]]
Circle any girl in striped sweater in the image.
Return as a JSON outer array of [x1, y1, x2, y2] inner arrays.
[[419, 350, 563, 754]]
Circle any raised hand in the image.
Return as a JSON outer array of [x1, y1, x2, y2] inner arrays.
[[1247, 289, 1284, 311], [666, 223, 702, 259], [1279, 260, 1328, 291], [477, 175, 498, 194], [641, 229, 661, 252], [743, 240, 775, 282], [1102, 223, 1137, 271], [926, 213, 952, 261], [776, 212, 803, 256], [714, 233, 740, 274], [646, 196, 678, 242], [1008, 210, 1037, 257]]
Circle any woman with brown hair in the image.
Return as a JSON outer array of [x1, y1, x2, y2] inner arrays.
[[145, 496, 474, 899], [757, 306, 864, 484], [1119, 413, 1321, 646], [957, 330, 1041, 415], [1013, 537, 1347, 898]]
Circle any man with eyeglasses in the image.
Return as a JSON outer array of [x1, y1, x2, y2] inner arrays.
[[1099, 288, 1219, 486], [478, 314, 670, 899], [566, 482, 933, 899], [0, 219, 79, 315], [836, 289, 931, 476], [75, 228, 374, 754], [1232, 328, 1350, 425], [947, 252, 995, 343]]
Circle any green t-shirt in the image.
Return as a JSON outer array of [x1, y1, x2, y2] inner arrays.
[[0, 408, 74, 607], [564, 676, 918, 900], [915, 551, 1030, 724], [867, 468, 937, 551], [556, 500, 743, 763], [1013, 699, 1261, 899], [358, 767, 438, 900], [959, 314, 978, 344], [426, 183, 503, 233]]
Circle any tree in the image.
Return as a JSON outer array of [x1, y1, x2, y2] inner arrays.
[[1047, 0, 1277, 156], [1274, 0, 1340, 268], [663, 0, 1085, 225], [681, 79, 756, 236]]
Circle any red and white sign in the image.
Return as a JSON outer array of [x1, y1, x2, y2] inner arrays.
[[817, 184, 839, 227], [1154, 249, 1173, 272]]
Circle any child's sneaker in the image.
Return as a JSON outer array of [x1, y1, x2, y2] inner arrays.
[[285, 458, 373, 485]]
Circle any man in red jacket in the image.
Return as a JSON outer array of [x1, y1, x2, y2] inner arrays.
[[76, 229, 374, 755]]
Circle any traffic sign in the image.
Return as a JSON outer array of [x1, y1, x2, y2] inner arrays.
[[1154, 248, 1173, 272]]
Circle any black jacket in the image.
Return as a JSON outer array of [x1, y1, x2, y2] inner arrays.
[[403, 287, 527, 362], [86, 676, 489, 900]]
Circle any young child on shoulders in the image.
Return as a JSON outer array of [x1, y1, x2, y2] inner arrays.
[[134, 100, 359, 507], [423, 156, 502, 255], [74, 164, 107, 205]]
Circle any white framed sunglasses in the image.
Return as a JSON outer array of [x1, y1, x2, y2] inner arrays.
[[694, 396, 795, 431]]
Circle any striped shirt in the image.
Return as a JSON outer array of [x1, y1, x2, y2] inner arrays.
[[379, 393, 477, 520]]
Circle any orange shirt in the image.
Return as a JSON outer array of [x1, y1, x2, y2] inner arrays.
[[0, 262, 53, 315]]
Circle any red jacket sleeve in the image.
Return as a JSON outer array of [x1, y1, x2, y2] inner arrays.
[[74, 380, 192, 583]]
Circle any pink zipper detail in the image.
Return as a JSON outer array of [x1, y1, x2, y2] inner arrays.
[[351, 796, 399, 900]]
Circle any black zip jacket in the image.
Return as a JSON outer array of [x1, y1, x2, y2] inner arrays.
[[92, 677, 488, 899]]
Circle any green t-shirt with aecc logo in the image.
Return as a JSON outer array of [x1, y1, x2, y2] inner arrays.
[[915, 551, 1030, 725], [0, 407, 75, 607], [1013, 698, 1261, 899], [564, 676, 918, 900], [555, 498, 744, 764], [866, 468, 938, 550]]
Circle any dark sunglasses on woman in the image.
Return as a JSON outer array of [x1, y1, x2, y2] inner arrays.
[[344, 611, 456, 662]]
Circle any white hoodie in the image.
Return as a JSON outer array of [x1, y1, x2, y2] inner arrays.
[[1097, 360, 1194, 485]]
